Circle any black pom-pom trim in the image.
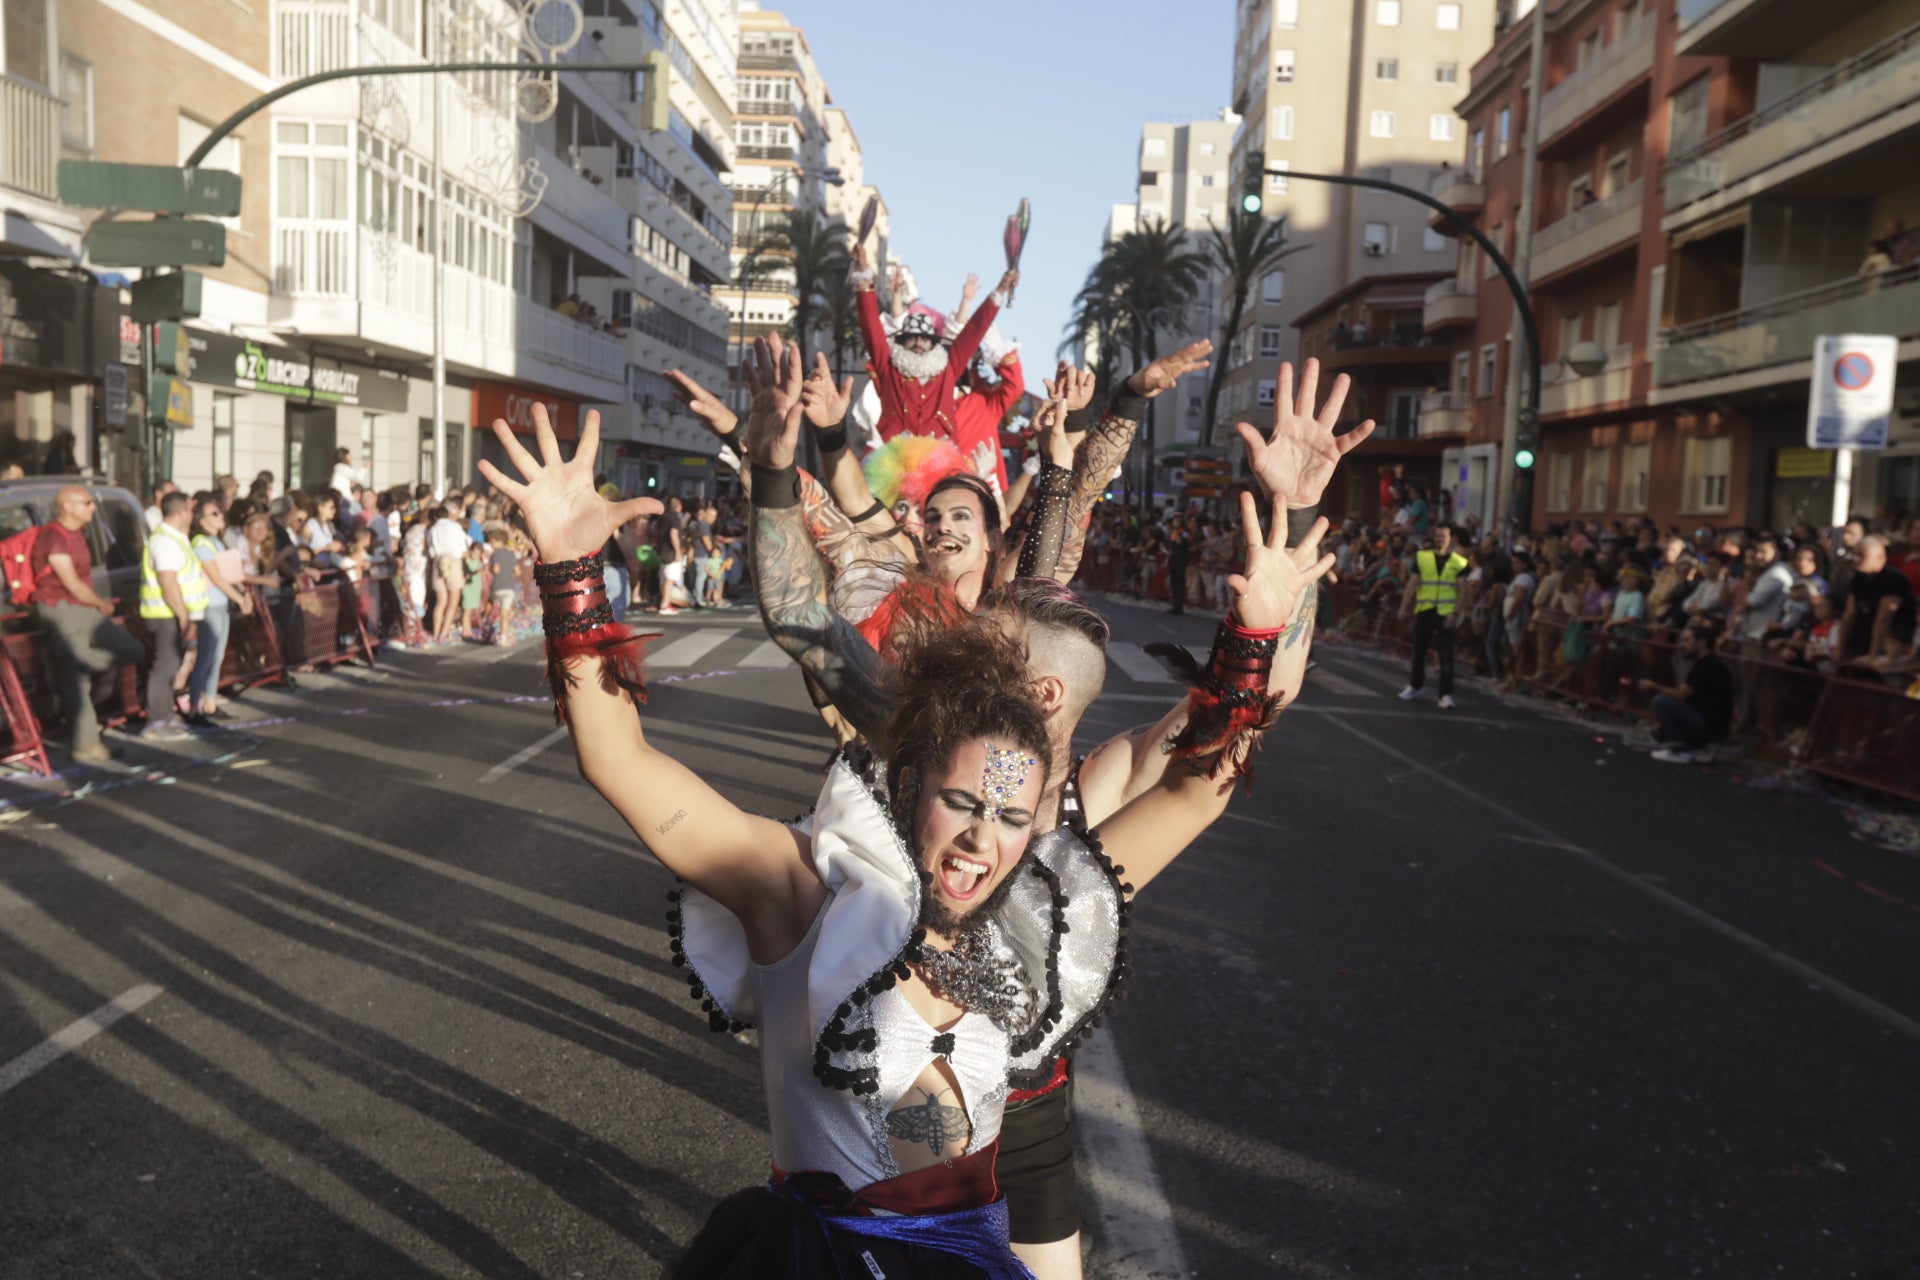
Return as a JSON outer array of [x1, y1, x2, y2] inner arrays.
[[1007, 856, 1069, 1061], [1007, 825, 1135, 1089], [665, 875, 757, 1035]]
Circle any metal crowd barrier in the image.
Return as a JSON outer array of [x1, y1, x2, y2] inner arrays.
[[1317, 588, 1918, 804]]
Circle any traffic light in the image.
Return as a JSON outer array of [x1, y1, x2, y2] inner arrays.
[[1514, 410, 1538, 470], [1242, 150, 1264, 215]]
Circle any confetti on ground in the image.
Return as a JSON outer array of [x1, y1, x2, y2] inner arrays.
[[1839, 804, 1920, 856]]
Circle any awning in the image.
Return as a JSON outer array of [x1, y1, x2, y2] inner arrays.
[[1670, 207, 1749, 252], [2, 211, 81, 260]]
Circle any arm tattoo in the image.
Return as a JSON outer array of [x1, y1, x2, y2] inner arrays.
[[1282, 587, 1319, 650], [655, 809, 688, 836], [751, 501, 894, 741], [885, 1087, 970, 1157], [1056, 407, 1141, 581]]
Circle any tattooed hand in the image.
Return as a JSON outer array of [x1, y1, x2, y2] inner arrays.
[[1236, 358, 1375, 511]]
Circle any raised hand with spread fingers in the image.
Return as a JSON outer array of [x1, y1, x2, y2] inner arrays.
[[1236, 357, 1375, 514], [476, 403, 662, 565]]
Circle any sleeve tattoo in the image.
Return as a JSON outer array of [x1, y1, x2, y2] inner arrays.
[[1054, 405, 1141, 583], [751, 501, 894, 741], [885, 1087, 970, 1157]]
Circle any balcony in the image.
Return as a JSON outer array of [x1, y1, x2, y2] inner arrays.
[[1677, 0, 1886, 59], [738, 52, 803, 76], [535, 144, 633, 269], [1427, 169, 1485, 236], [273, 0, 353, 79], [1539, 16, 1655, 145], [736, 143, 800, 164], [1319, 329, 1451, 375], [1422, 278, 1478, 332], [1541, 343, 1635, 417], [1417, 391, 1473, 439], [1664, 20, 1920, 222], [1654, 262, 1920, 393], [518, 296, 626, 384], [1, 77, 59, 202], [1530, 178, 1643, 284]]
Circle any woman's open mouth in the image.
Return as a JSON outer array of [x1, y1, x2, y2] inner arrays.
[[938, 853, 992, 901]]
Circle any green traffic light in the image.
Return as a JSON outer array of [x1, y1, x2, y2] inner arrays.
[[1514, 449, 1536, 470], [1241, 193, 1263, 214]]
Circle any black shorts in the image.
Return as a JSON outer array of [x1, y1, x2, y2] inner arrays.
[[997, 1078, 1079, 1244]]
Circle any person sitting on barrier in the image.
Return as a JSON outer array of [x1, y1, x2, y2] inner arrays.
[[187, 495, 253, 727], [1635, 620, 1734, 766], [30, 486, 149, 764]]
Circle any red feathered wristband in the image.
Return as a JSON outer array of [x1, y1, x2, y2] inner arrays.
[[1162, 615, 1284, 785], [535, 554, 651, 724]]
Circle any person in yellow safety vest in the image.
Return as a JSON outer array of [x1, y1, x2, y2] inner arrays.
[[1397, 522, 1470, 709], [138, 490, 211, 741]]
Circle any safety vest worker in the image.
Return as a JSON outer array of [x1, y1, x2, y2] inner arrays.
[[1413, 547, 1469, 616], [140, 521, 211, 620], [1399, 523, 1471, 708]]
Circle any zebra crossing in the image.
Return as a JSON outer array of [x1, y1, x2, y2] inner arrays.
[[631, 618, 1226, 690], [636, 620, 1381, 698]]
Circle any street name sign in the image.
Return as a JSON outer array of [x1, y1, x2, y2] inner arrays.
[[1807, 333, 1896, 450], [89, 220, 227, 268], [58, 161, 242, 218]]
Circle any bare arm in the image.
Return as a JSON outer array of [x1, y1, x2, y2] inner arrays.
[[475, 403, 816, 942], [801, 352, 895, 536]]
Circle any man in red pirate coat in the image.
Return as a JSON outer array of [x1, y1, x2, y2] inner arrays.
[[853, 242, 1017, 445]]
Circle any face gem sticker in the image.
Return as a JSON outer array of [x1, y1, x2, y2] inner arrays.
[[980, 743, 1037, 822]]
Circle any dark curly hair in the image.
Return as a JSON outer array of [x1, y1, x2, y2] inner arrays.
[[879, 590, 1051, 836]]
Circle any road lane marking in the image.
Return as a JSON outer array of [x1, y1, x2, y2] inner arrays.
[[1075, 1034, 1191, 1279], [0, 984, 165, 1096], [478, 727, 570, 784], [739, 638, 791, 668], [1107, 644, 1200, 684], [649, 627, 738, 668], [1305, 667, 1377, 697], [1320, 714, 1920, 1042]]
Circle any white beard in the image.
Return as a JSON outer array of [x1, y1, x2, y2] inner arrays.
[[890, 341, 951, 383]]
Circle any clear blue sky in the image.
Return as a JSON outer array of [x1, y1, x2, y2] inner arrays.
[[786, 0, 1234, 363]]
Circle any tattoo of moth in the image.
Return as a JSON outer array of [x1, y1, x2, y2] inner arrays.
[[885, 1087, 969, 1157], [656, 809, 688, 836]]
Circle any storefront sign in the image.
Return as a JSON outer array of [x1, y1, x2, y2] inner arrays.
[[1775, 447, 1834, 480], [472, 381, 579, 441], [1808, 333, 1896, 450], [185, 329, 411, 411]]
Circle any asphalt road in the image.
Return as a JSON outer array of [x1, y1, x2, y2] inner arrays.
[[1, 595, 1916, 1279]]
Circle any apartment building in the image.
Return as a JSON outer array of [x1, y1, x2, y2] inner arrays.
[[726, 6, 836, 383], [1136, 115, 1236, 448], [1656, 0, 1920, 528], [5, 0, 738, 501], [1221, 0, 1499, 453], [0, 0, 130, 476]]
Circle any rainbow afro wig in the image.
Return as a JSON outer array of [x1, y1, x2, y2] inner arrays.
[[862, 435, 970, 510]]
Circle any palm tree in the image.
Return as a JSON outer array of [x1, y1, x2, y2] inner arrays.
[[1199, 207, 1309, 446], [818, 268, 861, 382], [1065, 219, 1210, 512], [752, 207, 849, 368]]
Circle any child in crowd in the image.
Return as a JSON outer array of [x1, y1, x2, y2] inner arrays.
[[704, 542, 728, 608], [486, 529, 519, 644], [340, 528, 376, 583], [459, 541, 487, 640]]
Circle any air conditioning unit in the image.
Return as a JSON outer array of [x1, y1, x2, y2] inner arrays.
[[1364, 242, 1388, 256]]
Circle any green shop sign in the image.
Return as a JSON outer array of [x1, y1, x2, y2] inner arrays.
[[186, 329, 410, 412]]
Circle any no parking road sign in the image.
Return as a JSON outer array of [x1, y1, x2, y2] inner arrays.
[[1808, 333, 1897, 449]]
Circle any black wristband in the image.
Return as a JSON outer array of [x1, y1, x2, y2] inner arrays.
[[1286, 504, 1321, 548], [815, 426, 848, 455], [847, 498, 888, 525], [1108, 390, 1149, 424], [1063, 406, 1094, 435], [750, 463, 801, 509]]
